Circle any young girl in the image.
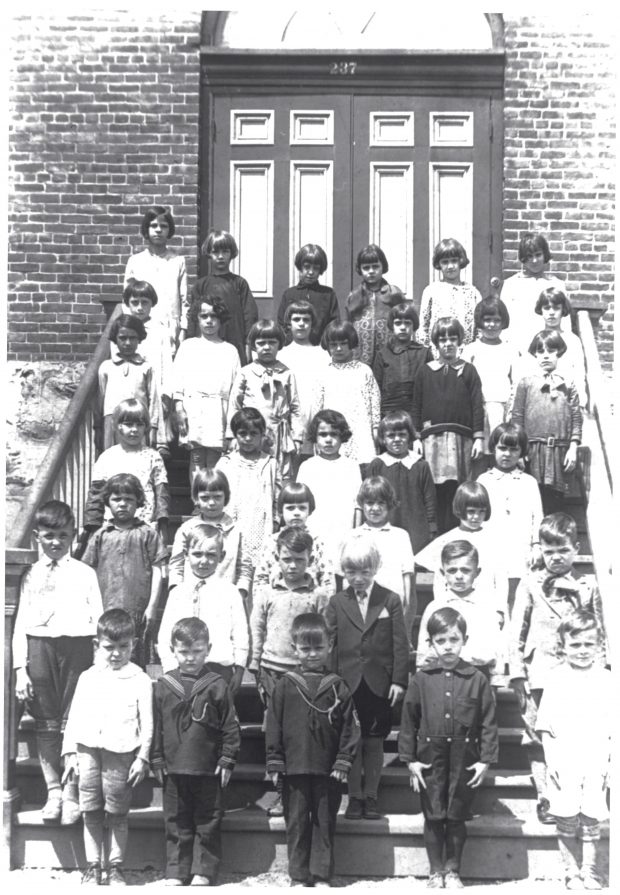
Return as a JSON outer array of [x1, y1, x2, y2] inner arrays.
[[325, 531, 409, 822], [419, 238, 481, 348], [537, 610, 611, 889], [344, 243, 406, 365], [534, 287, 587, 407], [84, 400, 170, 543], [511, 331, 582, 514], [477, 423, 543, 612], [296, 410, 362, 572], [367, 411, 437, 554], [168, 468, 252, 600], [216, 408, 279, 588], [227, 319, 303, 480], [372, 303, 433, 418], [172, 295, 241, 481], [411, 317, 484, 533], [318, 321, 381, 467], [277, 244, 340, 347], [124, 205, 188, 350], [98, 314, 160, 450], [500, 231, 565, 350], [190, 229, 258, 363]]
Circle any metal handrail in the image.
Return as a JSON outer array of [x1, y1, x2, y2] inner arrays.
[[576, 309, 614, 489]]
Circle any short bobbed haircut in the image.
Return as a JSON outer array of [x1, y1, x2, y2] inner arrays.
[[323, 320, 359, 350], [97, 608, 135, 642], [292, 612, 329, 645], [187, 523, 224, 553], [140, 205, 175, 239], [556, 608, 601, 647], [528, 330, 567, 358], [34, 499, 75, 532], [377, 410, 416, 447], [248, 319, 286, 349], [432, 237, 469, 270], [191, 468, 230, 505], [518, 232, 551, 263], [340, 530, 381, 575], [440, 539, 480, 569], [452, 481, 491, 521], [201, 229, 239, 259], [112, 398, 151, 430], [284, 299, 318, 327], [539, 512, 579, 547], [187, 294, 230, 332], [229, 407, 267, 436], [109, 313, 146, 344], [426, 606, 467, 640], [103, 473, 145, 508], [474, 296, 510, 329], [535, 286, 571, 317], [171, 617, 210, 648], [294, 244, 328, 274], [307, 409, 352, 444], [430, 316, 465, 347], [357, 476, 398, 511], [123, 278, 159, 308], [388, 302, 419, 331], [278, 482, 316, 516], [355, 243, 388, 275], [488, 422, 528, 457], [276, 526, 314, 556]]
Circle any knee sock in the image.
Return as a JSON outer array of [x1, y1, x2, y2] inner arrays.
[[581, 839, 600, 879], [445, 820, 467, 872], [423, 819, 446, 874], [107, 813, 129, 866], [558, 834, 582, 879], [361, 736, 384, 800], [35, 726, 62, 795], [347, 746, 363, 800], [83, 809, 105, 865]]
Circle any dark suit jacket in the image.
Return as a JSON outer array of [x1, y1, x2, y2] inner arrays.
[[325, 583, 409, 698]]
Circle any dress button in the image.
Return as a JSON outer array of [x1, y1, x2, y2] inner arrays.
[[447, 738, 452, 743], [445, 713, 450, 718], [446, 692, 451, 697], [446, 672, 451, 677]]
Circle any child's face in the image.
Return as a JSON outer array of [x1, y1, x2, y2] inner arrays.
[[277, 545, 311, 586], [440, 553, 480, 595], [115, 325, 140, 358], [289, 312, 313, 344], [438, 256, 461, 283], [459, 505, 486, 532], [362, 498, 390, 529], [188, 536, 223, 579], [96, 635, 134, 671], [116, 419, 146, 450], [235, 426, 263, 457], [392, 317, 414, 343], [436, 333, 460, 363], [108, 491, 138, 526], [254, 337, 280, 366], [494, 441, 522, 472], [126, 295, 153, 323], [540, 536, 579, 576], [328, 339, 353, 364], [293, 633, 331, 672], [35, 525, 74, 561], [479, 313, 503, 343], [563, 629, 599, 670], [429, 624, 466, 669], [523, 250, 546, 276], [383, 426, 409, 458], [359, 261, 383, 288], [342, 564, 375, 594], [315, 421, 342, 459], [541, 302, 563, 330], [148, 214, 170, 248], [208, 246, 232, 274], [172, 637, 210, 675], [195, 489, 226, 521], [198, 304, 221, 339], [281, 501, 310, 527], [299, 261, 321, 284], [535, 345, 559, 373]]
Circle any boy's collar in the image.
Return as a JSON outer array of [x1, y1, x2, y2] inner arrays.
[[41, 552, 71, 567], [103, 517, 145, 532], [420, 656, 476, 676], [274, 572, 315, 592]]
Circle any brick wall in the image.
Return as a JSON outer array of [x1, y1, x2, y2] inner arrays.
[[503, 15, 616, 369], [8, 12, 202, 361]]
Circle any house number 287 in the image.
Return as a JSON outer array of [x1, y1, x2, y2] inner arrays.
[[329, 61, 357, 75]]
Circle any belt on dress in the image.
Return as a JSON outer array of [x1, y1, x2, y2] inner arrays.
[[528, 436, 569, 448]]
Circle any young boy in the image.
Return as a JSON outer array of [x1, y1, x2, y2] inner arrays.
[[416, 541, 503, 679], [62, 609, 153, 885], [372, 302, 433, 417], [13, 499, 103, 825], [151, 617, 241, 886], [249, 526, 327, 816], [399, 607, 498, 888], [82, 473, 168, 668], [157, 525, 249, 693], [266, 613, 360, 887], [325, 531, 409, 821]]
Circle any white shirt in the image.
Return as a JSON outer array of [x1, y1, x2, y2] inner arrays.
[[358, 522, 415, 601], [355, 589, 369, 621]]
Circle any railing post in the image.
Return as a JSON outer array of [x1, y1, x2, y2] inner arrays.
[[3, 548, 38, 870]]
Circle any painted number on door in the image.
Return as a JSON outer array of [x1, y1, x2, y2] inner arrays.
[[329, 61, 357, 75]]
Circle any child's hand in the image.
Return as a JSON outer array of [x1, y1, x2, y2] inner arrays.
[[466, 761, 489, 788], [216, 764, 232, 788], [563, 442, 578, 472], [175, 408, 189, 438], [270, 772, 280, 787], [471, 437, 485, 459], [15, 667, 34, 702], [407, 761, 431, 792], [229, 665, 245, 696], [330, 769, 347, 783], [510, 677, 528, 712], [293, 440, 302, 455], [388, 684, 405, 706], [153, 767, 166, 786], [127, 757, 149, 787], [61, 753, 79, 785]]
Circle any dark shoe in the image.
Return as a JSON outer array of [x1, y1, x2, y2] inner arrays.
[[536, 797, 555, 824], [444, 871, 464, 889], [362, 796, 382, 820], [426, 873, 444, 889], [107, 864, 127, 886], [268, 793, 284, 817], [81, 863, 102, 885], [344, 796, 364, 819]]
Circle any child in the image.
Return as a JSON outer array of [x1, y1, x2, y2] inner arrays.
[[82, 474, 168, 669], [249, 527, 328, 816], [509, 512, 606, 825], [534, 286, 587, 407], [98, 313, 160, 450], [278, 299, 329, 463], [227, 319, 303, 480], [411, 317, 484, 533], [416, 542, 503, 678], [190, 228, 258, 363], [536, 610, 611, 889], [372, 302, 433, 417], [318, 321, 381, 467], [216, 408, 280, 586], [266, 613, 360, 887], [61, 609, 153, 885], [297, 409, 362, 572], [168, 468, 252, 599], [511, 331, 582, 514], [83, 399, 170, 544], [158, 526, 249, 693], [124, 204, 188, 350], [419, 238, 481, 348], [253, 482, 336, 603], [344, 243, 405, 365], [500, 231, 565, 350], [399, 607, 498, 889], [13, 500, 102, 825], [277, 243, 340, 347], [367, 410, 437, 554], [477, 423, 543, 612], [325, 531, 408, 821], [151, 617, 241, 886], [172, 294, 241, 480]]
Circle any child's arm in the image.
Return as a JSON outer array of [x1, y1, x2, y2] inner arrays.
[[467, 674, 498, 787], [150, 685, 166, 785], [410, 367, 424, 453], [371, 351, 384, 392], [128, 673, 154, 786], [508, 578, 534, 707], [216, 680, 241, 787], [157, 589, 184, 673], [265, 676, 286, 785], [167, 523, 189, 590], [389, 595, 409, 705], [287, 370, 304, 450], [230, 586, 250, 679], [467, 364, 485, 459], [177, 255, 189, 343], [332, 683, 361, 782], [402, 572, 414, 613], [398, 677, 431, 791], [252, 537, 277, 595], [12, 569, 34, 699], [145, 365, 160, 444], [324, 598, 338, 671], [367, 369, 381, 447], [225, 368, 247, 441], [420, 461, 438, 539], [510, 377, 527, 428], [563, 381, 582, 472], [85, 563, 104, 630], [418, 287, 432, 346], [234, 530, 253, 600], [238, 277, 259, 348], [248, 590, 267, 673]]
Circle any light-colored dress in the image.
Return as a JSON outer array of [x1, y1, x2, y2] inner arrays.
[[317, 360, 381, 464], [500, 271, 565, 351], [91, 444, 168, 524], [97, 355, 160, 449], [124, 247, 188, 346], [419, 280, 481, 347], [461, 339, 522, 449], [278, 342, 329, 453], [357, 522, 415, 603]]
